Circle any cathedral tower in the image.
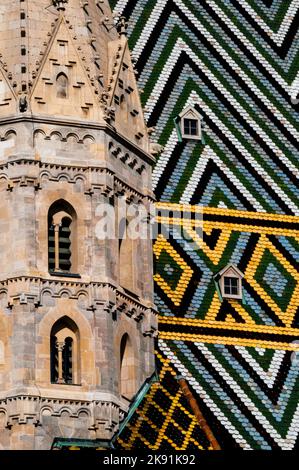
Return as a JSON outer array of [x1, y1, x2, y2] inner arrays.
[[0, 0, 157, 450]]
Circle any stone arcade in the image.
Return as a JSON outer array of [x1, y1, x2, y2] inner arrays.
[[0, 0, 157, 450]]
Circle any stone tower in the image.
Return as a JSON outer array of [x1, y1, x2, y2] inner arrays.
[[0, 0, 157, 450]]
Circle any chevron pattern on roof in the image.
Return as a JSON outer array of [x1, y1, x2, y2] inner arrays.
[[111, 0, 299, 214], [109, 0, 299, 451]]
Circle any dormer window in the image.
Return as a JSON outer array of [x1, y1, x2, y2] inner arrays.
[[183, 117, 199, 137], [224, 276, 240, 296], [214, 264, 244, 300], [176, 105, 203, 141]]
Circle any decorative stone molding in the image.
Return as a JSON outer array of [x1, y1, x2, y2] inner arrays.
[[114, 178, 144, 201], [0, 159, 152, 202], [33, 129, 95, 145], [109, 140, 146, 174], [0, 395, 123, 436], [0, 279, 157, 330]]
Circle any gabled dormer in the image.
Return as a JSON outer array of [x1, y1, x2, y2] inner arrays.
[[178, 105, 203, 140], [214, 264, 244, 300]]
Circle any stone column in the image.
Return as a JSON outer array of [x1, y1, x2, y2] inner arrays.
[[56, 340, 65, 384]]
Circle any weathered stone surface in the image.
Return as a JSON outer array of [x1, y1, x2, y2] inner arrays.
[[0, 0, 157, 450]]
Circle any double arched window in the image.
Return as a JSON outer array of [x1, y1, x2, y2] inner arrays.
[[48, 200, 76, 273], [50, 316, 80, 385]]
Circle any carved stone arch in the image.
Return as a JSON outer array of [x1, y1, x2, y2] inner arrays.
[[48, 199, 78, 273], [57, 172, 71, 182], [73, 174, 86, 193], [74, 174, 86, 184], [41, 288, 55, 307], [0, 129, 16, 159], [76, 289, 89, 308], [37, 193, 86, 276], [75, 288, 88, 296], [56, 72, 69, 99], [57, 288, 72, 299], [50, 131, 63, 142], [33, 129, 47, 142], [36, 307, 95, 388], [77, 408, 91, 418], [41, 287, 54, 298], [40, 170, 51, 181], [40, 406, 54, 417], [0, 289, 8, 309], [58, 406, 73, 416], [119, 333, 137, 400], [50, 315, 80, 385], [82, 134, 95, 144], [4, 129, 17, 141], [0, 408, 7, 428], [114, 321, 139, 401], [66, 132, 80, 144]]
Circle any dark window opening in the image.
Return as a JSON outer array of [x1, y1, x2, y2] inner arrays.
[[59, 217, 72, 271], [56, 73, 68, 99], [48, 200, 76, 274], [224, 277, 239, 296], [50, 317, 79, 385], [183, 118, 198, 136], [50, 335, 58, 383], [63, 337, 73, 384]]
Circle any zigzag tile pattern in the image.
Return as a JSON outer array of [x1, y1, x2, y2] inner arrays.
[[111, 0, 299, 215], [154, 207, 299, 450], [115, 351, 214, 450], [115, 206, 299, 450], [109, 1, 299, 450]]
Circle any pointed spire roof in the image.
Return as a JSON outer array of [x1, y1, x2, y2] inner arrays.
[[0, 0, 150, 152], [0, 0, 117, 97]]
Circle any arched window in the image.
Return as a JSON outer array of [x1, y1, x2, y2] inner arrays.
[[56, 73, 68, 99], [119, 218, 135, 292], [120, 333, 136, 400], [48, 200, 77, 273], [50, 317, 80, 385], [177, 105, 202, 141]]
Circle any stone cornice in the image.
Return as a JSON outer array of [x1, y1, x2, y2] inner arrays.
[[0, 114, 155, 165], [0, 277, 157, 317], [0, 393, 127, 431], [0, 159, 155, 201]]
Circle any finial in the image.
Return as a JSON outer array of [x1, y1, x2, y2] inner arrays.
[[52, 0, 68, 11], [116, 16, 128, 36]]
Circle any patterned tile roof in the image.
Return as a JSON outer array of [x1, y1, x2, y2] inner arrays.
[[108, 0, 299, 450], [115, 351, 214, 451], [110, 0, 298, 215]]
